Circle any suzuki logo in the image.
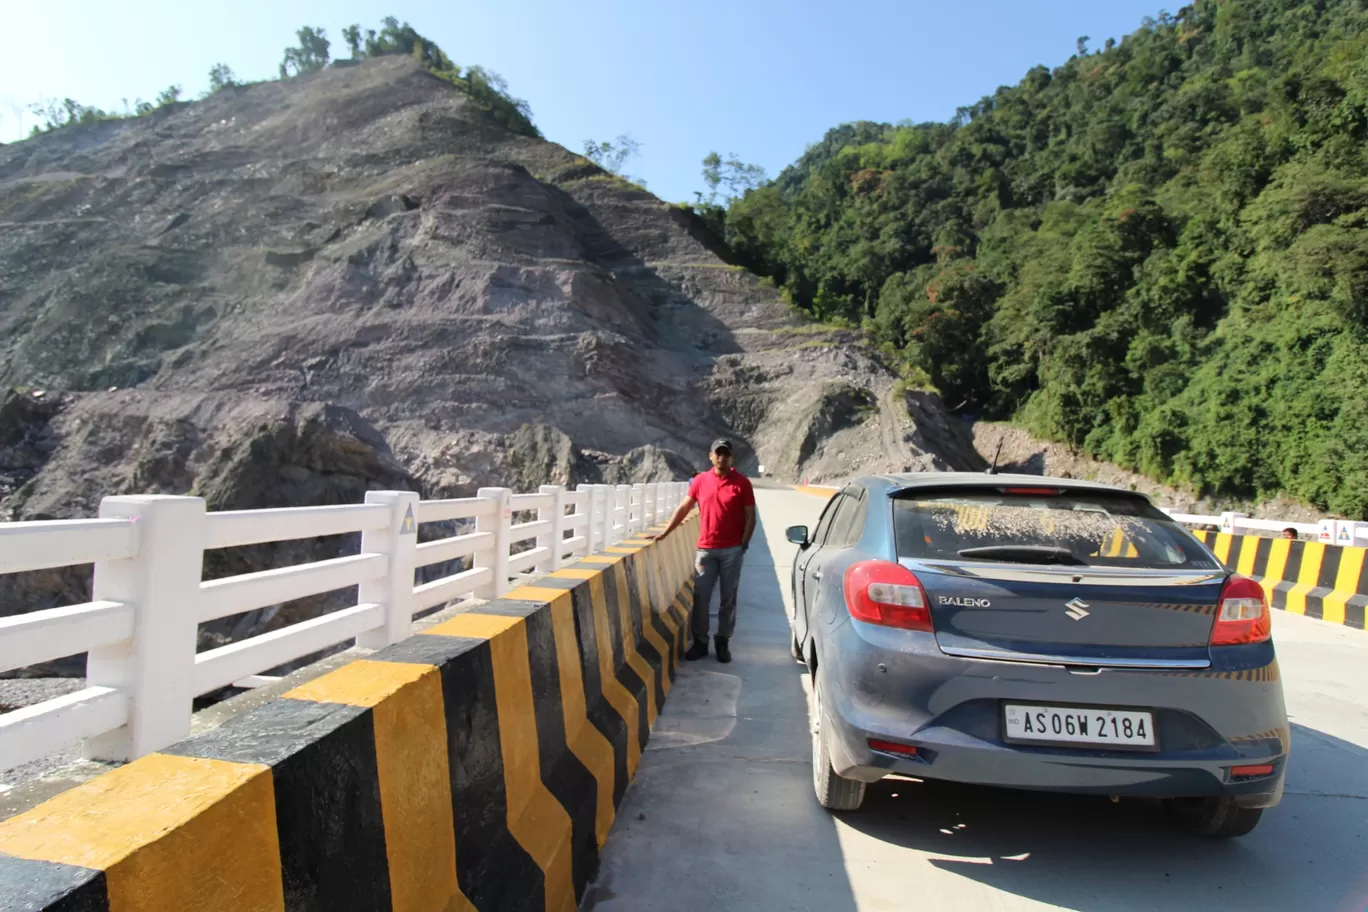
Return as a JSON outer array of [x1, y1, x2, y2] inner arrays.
[[1064, 598, 1091, 620]]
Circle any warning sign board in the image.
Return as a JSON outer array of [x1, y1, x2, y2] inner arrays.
[[1337, 521, 1356, 547], [401, 505, 417, 536]]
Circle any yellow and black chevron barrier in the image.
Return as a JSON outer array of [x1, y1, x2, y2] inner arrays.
[[0, 515, 700, 912], [1194, 530, 1368, 629]]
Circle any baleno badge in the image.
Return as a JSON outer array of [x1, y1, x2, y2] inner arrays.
[[939, 596, 992, 608]]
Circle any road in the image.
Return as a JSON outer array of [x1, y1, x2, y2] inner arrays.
[[584, 487, 1368, 912]]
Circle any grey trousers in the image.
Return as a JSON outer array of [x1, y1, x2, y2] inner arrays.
[[692, 546, 745, 643]]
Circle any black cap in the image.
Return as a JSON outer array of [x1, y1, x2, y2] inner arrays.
[[710, 438, 734, 455]]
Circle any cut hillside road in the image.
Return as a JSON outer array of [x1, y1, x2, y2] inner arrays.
[[585, 487, 1368, 912]]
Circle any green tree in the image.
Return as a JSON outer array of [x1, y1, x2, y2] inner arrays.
[[279, 26, 331, 78], [207, 63, 238, 94], [341, 25, 363, 59], [155, 85, 183, 108], [583, 135, 642, 176], [28, 98, 112, 133], [699, 151, 767, 206]]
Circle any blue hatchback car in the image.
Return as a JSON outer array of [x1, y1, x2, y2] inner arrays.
[[785, 473, 1288, 838]]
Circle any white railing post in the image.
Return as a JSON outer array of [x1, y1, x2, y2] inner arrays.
[[643, 484, 657, 528], [582, 484, 602, 553], [604, 486, 615, 544], [577, 484, 594, 553], [84, 495, 206, 761], [356, 490, 420, 649], [661, 483, 672, 520], [539, 484, 568, 570], [604, 486, 616, 544], [476, 487, 512, 598], [600, 485, 614, 546], [614, 485, 630, 541], [630, 484, 645, 534]]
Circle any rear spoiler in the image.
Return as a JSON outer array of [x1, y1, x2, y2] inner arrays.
[[887, 483, 1157, 505]]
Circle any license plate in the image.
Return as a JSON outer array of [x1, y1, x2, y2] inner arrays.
[[1004, 704, 1156, 749]]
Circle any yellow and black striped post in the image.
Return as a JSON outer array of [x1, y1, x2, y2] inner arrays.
[[1194, 531, 1368, 629]]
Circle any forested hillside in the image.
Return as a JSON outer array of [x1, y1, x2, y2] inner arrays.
[[722, 0, 1368, 518]]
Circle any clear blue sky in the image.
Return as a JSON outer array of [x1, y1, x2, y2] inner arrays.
[[1, 0, 1168, 203]]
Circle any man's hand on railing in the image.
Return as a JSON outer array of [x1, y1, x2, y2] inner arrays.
[[644, 496, 695, 541]]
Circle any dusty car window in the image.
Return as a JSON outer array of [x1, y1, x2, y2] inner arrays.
[[827, 488, 867, 548], [892, 489, 1217, 569]]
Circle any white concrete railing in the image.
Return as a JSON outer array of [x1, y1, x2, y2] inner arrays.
[[1158, 508, 1368, 546], [0, 480, 688, 773]]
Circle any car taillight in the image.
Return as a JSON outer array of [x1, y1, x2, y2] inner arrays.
[[1210, 575, 1271, 646], [844, 560, 933, 631]]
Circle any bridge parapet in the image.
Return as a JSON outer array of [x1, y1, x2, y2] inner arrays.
[[1193, 529, 1368, 629], [0, 481, 688, 773], [0, 509, 699, 912]]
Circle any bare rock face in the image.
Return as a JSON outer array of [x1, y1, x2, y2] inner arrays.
[[0, 56, 982, 675], [706, 341, 984, 482], [0, 389, 61, 510]]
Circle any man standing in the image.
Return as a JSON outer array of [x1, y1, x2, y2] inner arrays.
[[648, 439, 756, 663]]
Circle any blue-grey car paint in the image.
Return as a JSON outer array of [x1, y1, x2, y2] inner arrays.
[[788, 472, 1288, 806]]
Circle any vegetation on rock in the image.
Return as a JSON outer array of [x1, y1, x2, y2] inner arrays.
[[25, 16, 538, 140], [328, 17, 539, 138], [720, 0, 1368, 518]]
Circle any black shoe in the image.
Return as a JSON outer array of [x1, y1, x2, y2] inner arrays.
[[685, 639, 709, 661], [714, 636, 731, 664]]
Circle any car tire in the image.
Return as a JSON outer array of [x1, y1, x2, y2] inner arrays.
[[1163, 797, 1263, 838], [811, 670, 865, 812]]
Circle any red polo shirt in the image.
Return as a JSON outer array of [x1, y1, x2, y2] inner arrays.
[[688, 469, 755, 549]]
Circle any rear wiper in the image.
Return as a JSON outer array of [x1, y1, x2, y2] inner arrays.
[[956, 545, 1086, 566]]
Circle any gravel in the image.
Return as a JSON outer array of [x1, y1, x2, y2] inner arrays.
[[0, 677, 85, 713]]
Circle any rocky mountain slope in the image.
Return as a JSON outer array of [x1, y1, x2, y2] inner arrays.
[[0, 56, 978, 670], [1, 56, 974, 505]]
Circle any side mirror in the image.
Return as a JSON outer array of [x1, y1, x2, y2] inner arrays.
[[785, 525, 810, 547]]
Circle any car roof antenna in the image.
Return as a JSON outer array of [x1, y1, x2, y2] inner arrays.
[[985, 439, 1004, 475]]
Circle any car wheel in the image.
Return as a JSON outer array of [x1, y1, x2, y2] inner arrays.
[[810, 670, 865, 811], [1163, 797, 1263, 838]]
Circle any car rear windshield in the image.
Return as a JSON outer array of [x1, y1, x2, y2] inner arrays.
[[891, 487, 1218, 569]]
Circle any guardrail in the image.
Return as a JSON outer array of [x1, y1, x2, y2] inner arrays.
[[0, 480, 687, 773], [1159, 508, 1368, 546]]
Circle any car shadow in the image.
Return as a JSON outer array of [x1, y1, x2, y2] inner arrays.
[[831, 721, 1368, 911]]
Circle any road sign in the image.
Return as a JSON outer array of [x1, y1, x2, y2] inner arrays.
[[401, 505, 416, 536]]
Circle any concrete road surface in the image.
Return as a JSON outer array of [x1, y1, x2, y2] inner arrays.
[[583, 487, 1368, 912]]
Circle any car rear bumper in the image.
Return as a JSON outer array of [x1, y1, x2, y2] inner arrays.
[[819, 620, 1289, 808]]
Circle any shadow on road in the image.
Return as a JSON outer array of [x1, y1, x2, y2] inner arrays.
[[831, 720, 1368, 911], [584, 503, 861, 911]]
